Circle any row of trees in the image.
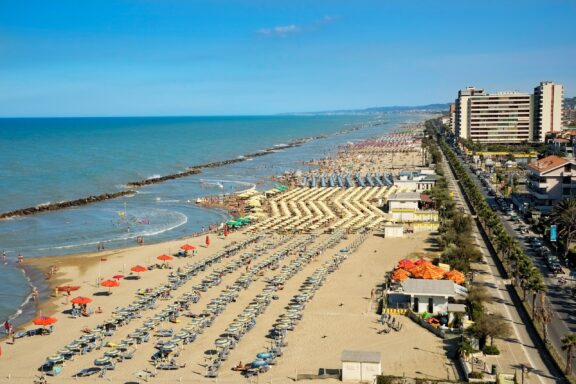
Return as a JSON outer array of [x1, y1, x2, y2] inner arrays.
[[423, 125, 511, 356], [432, 125, 576, 376]]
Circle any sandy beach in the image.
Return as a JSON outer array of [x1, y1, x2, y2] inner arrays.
[[0, 128, 452, 383]]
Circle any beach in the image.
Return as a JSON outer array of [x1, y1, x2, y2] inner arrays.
[[0, 125, 456, 383]]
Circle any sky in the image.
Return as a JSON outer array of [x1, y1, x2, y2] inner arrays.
[[0, 0, 575, 117]]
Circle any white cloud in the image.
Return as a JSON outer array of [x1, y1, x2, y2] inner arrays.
[[257, 16, 339, 38], [257, 24, 301, 37]]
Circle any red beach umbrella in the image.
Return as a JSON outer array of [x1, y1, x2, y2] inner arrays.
[[70, 296, 92, 305], [33, 316, 57, 326], [112, 274, 125, 280], [397, 259, 415, 270], [180, 244, 195, 251], [157, 254, 173, 261], [224, 229, 229, 237], [205, 235, 210, 247]]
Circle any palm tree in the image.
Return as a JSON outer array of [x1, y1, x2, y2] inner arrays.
[[535, 294, 553, 344], [527, 275, 547, 319], [561, 333, 576, 374], [550, 198, 576, 257]]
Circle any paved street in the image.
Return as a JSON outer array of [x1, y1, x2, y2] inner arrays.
[[457, 151, 576, 375], [440, 148, 563, 383]]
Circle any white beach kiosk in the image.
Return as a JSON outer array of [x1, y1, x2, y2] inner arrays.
[[341, 350, 381, 382]]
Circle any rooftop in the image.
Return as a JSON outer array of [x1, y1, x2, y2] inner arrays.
[[401, 279, 467, 297], [388, 192, 421, 202], [527, 155, 572, 173], [341, 350, 381, 363]]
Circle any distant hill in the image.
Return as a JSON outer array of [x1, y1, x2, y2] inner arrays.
[[565, 96, 576, 109], [284, 103, 451, 116]]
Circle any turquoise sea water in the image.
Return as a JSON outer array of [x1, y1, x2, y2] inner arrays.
[[0, 113, 426, 324]]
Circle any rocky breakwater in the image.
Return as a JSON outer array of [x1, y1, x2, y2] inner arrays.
[[0, 138, 311, 220]]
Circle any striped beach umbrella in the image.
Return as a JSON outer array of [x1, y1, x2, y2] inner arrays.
[[94, 356, 112, 366], [46, 355, 64, 364]]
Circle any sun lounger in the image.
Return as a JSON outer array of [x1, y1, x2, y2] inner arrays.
[[156, 363, 180, 370]]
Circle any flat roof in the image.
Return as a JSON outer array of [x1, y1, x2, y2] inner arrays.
[[388, 192, 421, 201], [341, 350, 381, 363], [401, 279, 467, 297]]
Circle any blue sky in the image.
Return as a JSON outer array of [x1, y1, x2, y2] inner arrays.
[[0, 0, 575, 116]]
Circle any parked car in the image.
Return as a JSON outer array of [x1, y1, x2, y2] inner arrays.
[[550, 263, 564, 274]]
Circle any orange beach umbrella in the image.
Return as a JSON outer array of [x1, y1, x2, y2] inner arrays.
[[57, 285, 80, 292], [33, 316, 57, 326], [131, 265, 147, 273], [410, 263, 446, 280], [445, 270, 465, 284], [392, 268, 411, 282], [205, 235, 210, 247], [101, 279, 120, 288], [70, 296, 92, 305], [157, 254, 173, 261], [180, 244, 196, 251]]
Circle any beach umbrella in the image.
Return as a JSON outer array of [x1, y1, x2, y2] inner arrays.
[[214, 338, 230, 347], [157, 254, 173, 261], [46, 355, 64, 364], [33, 316, 57, 326], [410, 263, 445, 280], [57, 285, 80, 292], [101, 279, 120, 294], [131, 265, 147, 276], [392, 268, 411, 282], [112, 274, 125, 280], [224, 229, 229, 237], [251, 359, 268, 368], [205, 235, 211, 247], [160, 342, 178, 352], [414, 259, 432, 266], [180, 244, 196, 251], [256, 352, 272, 359], [397, 259, 415, 270], [71, 296, 93, 305], [445, 270, 465, 284], [94, 357, 112, 366]]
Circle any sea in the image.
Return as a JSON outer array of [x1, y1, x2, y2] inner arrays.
[[0, 113, 428, 327]]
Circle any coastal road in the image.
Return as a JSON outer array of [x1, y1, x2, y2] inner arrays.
[[440, 148, 562, 383], [458, 153, 576, 375]]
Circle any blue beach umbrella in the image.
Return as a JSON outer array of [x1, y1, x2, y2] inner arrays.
[[256, 352, 272, 359], [251, 359, 268, 368]]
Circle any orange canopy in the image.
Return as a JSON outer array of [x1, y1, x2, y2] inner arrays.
[[180, 244, 196, 251], [157, 254, 173, 261], [131, 265, 147, 273], [57, 285, 80, 292], [410, 263, 446, 280], [70, 296, 92, 305], [101, 279, 120, 288], [33, 316, 57, 326], [392, 268, 411, 282], [445, 270, 465, 284]]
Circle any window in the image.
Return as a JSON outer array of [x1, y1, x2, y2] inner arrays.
[[565, 164, 572, 172], [563, 176, 571, 184], [564, 188, 571, 195]]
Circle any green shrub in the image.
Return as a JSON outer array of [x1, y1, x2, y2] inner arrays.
[[468, 371, 484, 379], [482, 345, 500, 355]]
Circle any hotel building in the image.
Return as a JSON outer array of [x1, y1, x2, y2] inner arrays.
[[533, 81, 564, 142]]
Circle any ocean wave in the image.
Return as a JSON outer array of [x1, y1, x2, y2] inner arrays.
[[7, 269, 34, 323], [147, 174, 162, 180], [35, 201, 51, 208]]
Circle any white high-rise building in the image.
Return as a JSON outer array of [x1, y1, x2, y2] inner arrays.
[[454, 86, 485, 139], [533, 81, 564, 142], [467, 92, 533, 143]]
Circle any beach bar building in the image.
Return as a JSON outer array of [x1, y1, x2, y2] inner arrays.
[[387, 279, 467, 314], [387, 192, 439, 228], [341, 350, 381, 382]]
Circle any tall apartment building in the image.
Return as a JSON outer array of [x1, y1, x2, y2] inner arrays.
[[454, 86, 485, 139], [454, 81, 564, 144], [533, 81, 564, 142], [448, 103, 456, 132], [467, 92, 533, 143]]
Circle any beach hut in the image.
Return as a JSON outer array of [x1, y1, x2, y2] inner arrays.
[[341, 350, 381, 382], [395, 279, 467, 314]]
